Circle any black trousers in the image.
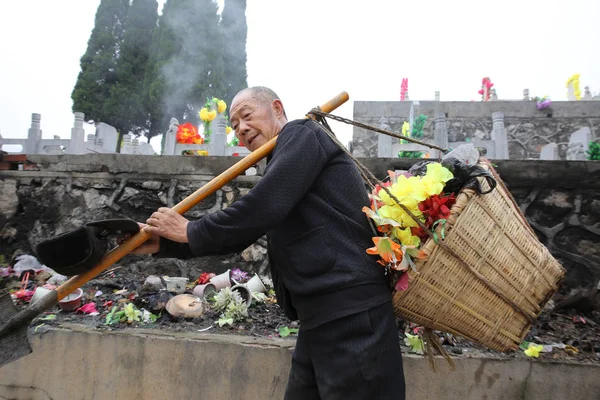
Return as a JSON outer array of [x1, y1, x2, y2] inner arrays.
[[284, 301, 406, 400]]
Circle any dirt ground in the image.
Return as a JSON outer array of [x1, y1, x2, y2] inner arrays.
[[2, 267, 599, 364]]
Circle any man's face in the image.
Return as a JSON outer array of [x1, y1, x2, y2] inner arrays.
[[230, 92, 285, 152]]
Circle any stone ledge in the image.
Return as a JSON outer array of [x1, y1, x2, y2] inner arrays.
[[0, 325, 598, 400]]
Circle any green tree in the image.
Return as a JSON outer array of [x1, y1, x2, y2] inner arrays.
[[71, 0, 130, 124], [105, 0, 159, 150], [143, 0, 225, 141], [221, 0, 248, 106]]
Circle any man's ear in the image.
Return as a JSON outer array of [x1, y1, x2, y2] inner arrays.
[[271, 99, 285, 119]]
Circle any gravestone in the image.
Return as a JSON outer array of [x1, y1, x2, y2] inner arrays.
[[540, 142, 558, 160], [96, 122, 119, 153], [566, 127, 592, 160]]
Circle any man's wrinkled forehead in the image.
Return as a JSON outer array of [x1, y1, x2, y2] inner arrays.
[[231, 96, 264, 119]]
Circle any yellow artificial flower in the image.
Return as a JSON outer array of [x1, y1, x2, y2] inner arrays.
[[225, 126, 232, 134], [199, 107, 210, 122], [207, 110, 217, 122], [217, 100, 227, 114], [379, 203, 423, 229], [402, 121, 410, 136], [393, 227, 421, 247], [379, 176, 428, 206], [524, 343, 544, 358], [425, 163, 454, 184]]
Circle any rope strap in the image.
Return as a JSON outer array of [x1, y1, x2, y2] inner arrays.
[[309, 109, 449, 153]]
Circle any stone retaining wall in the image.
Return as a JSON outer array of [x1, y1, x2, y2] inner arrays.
[[352, 101, 600, 159], [0, 325, 598, 400], [1, 155, 599, 293]]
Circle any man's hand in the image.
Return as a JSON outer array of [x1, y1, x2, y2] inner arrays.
[[145, 207, 190, 243], [117, 223, 160, 255]]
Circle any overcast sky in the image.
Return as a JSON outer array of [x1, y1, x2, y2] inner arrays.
[[1, 0, 598, 153]]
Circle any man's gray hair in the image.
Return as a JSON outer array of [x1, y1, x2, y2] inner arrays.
[[237, 86, 288, 119]]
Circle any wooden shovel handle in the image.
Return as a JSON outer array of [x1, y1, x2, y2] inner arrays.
[[56, 91, 349, 300]]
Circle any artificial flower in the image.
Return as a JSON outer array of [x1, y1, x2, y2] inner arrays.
[[176, 122, 201, 144], [524, 343, 544, 358], [199, 107, 217, 122], [419, 194, 456, 227], [393, 227, 421, 247], [76, 302, 99, 315], [402, 121, 410, 137], [379, 203, 423, 228], [225, 126, 232, 134], [231, 268, 248, 283], [217, 100, 227, 114], [366, 237, 403, 266], [400, 78, 408, 101], [395, 272, 409, 291], [362, 206, 402, 229], [197, 272, 215, 285]]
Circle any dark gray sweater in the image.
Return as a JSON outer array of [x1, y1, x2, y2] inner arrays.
[[157, 119, 391, 330]]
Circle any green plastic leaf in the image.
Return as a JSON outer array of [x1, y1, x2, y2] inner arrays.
[[40, 314, 57, 321], [105, 306, 119, 325], [278, 326, 299, 338], [404, 333, 424, 354], [217, 317, 234, 327]]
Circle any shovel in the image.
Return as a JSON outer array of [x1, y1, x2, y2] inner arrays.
[[0, 91, 349, 368]]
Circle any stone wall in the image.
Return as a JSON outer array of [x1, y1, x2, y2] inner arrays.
[[0, 154, 270, 279], [1, 155, 599, 293], [352, 101, 600, 159], [1, 325, 599, 400]]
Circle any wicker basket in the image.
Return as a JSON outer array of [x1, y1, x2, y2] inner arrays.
[[392, 160, 565, 352]]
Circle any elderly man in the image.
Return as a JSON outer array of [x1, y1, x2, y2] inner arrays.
[[134, 87, 406, 399]]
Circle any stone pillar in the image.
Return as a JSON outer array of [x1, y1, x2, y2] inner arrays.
[[377, 117, 392, 158], [523, 89, 529, 101], [567, 82, 577, 101], [121, 134, 133, 154], [164, 118, 179, 155], [491, 112, 509, 159], [435, 91, 440, 101], [26, 113, 42, 154], [434, 113, 449, 157], [70, 112, 86, 154], [131, 137, 140, 154], [209, 109, 227, 156]]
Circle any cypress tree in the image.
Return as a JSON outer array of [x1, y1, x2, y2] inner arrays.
[[105, 0, 159, 149], [71, 0, 130, 124], [221, 0, 248, 106], [143, 0, 224, 140]]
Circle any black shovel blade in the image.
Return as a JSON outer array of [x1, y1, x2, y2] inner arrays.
[[0, 294, 32, 369]]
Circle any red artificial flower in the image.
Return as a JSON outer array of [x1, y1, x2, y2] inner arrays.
[[76, 302, 99, 315], [197, 272, 216, 285], [176, 122, 203, 144], [418, 194, 456, 227]]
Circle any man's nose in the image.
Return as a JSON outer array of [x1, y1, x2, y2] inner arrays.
[[237, 122, 250, 135]]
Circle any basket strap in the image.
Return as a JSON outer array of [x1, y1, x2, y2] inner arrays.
[[309, 115, 536, 324]]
